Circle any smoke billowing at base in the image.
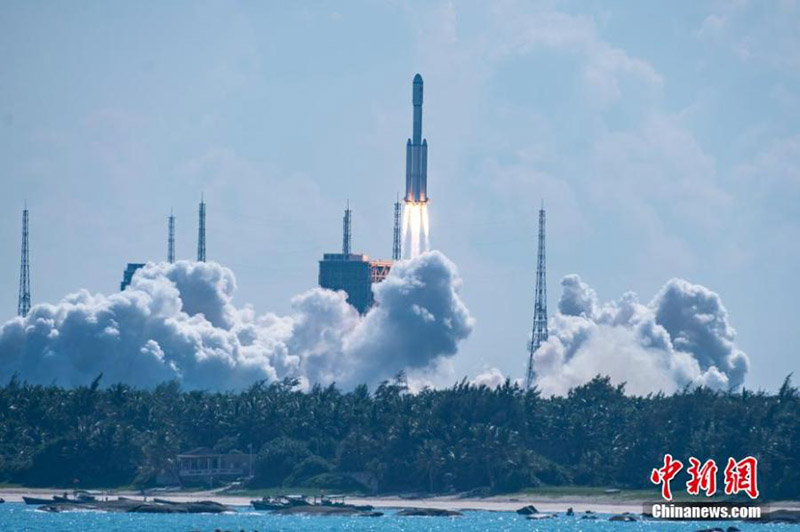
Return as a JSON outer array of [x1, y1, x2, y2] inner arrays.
[[525, 274, 750, 396], [0, 250, 750, 396], [0, 252, 474, 390]]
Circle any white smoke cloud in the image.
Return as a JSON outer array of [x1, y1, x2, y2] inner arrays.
[[0, 251, 474, 390], [533, 275, 749, 396], [471, 367, 510, 389]]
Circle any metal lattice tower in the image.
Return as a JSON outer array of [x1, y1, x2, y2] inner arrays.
[[17, 205, 31, 317], [525, 203, 548, 390], [168, 209, 175, 264], [197, 195, 206, 262], [342, 201, 352, 255], [392, 195, 402, 261]]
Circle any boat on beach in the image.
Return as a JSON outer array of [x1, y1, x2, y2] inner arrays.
[[23, 491, 97, 505], [250, 494, 374, 514], [53, 491, 96, 503], [22, 496, 56, 505], [250, 497, 290, 511]]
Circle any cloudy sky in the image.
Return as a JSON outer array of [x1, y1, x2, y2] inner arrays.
[[1, 1, 798, 391]]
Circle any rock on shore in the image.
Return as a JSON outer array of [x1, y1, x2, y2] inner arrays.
[[271, 505, 382, 517], [38, 499, 232, 514], [395, 508, 463, 517]]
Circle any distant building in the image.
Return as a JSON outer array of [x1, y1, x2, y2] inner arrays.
[[177, 448, 251, 484], [120, 263, 145, 291]]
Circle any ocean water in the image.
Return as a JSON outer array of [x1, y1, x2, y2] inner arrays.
[[0, 503, 789, 532]]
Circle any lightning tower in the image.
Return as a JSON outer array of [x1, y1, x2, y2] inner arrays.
[[17, 205, 31, 317], [342, 202, 352, 255], [525, 203, 548, 390], [197, 194, 206, 262], [168, 209, 175, 263], [392, 195, 402, 261]]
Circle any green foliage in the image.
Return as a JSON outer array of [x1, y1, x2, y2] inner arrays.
[[285, 456, 333, 486], [253, 437, 311, 487], [301, 472, 367, 491], [0, 374, 798, 499]]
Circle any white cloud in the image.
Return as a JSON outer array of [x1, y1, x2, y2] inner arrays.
[[490, 6, 662, 105], [471, 367, 508, 388], [532, 274, 749, 396], [592, 113, 730, 228], [0, 253, 474, 390], [698, 14, 727, 38], [739, 134, 800, 188], [698, 2, 800, 69]]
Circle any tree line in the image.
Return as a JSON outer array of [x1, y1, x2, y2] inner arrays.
[[0, 374, 797, 499]]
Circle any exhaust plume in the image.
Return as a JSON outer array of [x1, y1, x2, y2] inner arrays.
[[402, 202, 430, 259], [0, 252, 473, 390], [532, 275, 749, 396]]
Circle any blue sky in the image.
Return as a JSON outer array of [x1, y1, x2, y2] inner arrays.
[[1, 1, 798, 390]]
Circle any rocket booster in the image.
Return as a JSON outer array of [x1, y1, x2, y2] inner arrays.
[[405, 74, 428, 203]]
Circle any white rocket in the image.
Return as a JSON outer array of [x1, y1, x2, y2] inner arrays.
[[405, 74, 428, 204]]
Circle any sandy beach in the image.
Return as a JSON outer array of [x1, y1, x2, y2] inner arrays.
[[3, 487, 798, 514]]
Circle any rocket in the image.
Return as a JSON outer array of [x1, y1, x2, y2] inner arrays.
[[405, 74, 428, 203]]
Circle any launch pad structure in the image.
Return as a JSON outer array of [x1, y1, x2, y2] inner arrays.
[[318, 203, 394, 314]]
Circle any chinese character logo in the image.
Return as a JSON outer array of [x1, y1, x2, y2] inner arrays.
[[651, 454, 683, 501], [651, 455, 759, 500], [686, 457, 718, 497], [724, 456, 759, 499]]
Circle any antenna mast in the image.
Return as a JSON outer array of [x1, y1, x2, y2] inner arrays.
[[197, 194, 206, 262], [18, 205, 31, 317], [342, 201, 352, 255], [392, 196, 402, 260], [168, 209, 175, 263], [525, 203, 548, 390]]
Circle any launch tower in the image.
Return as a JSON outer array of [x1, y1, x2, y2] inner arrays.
[[197, 195, 206, 262], [319, 205, 393, 314], [168, 209, 175, 263], [525, 204, 548, 390], [17, 205, 31, 317], [392, 196, 402, 261]]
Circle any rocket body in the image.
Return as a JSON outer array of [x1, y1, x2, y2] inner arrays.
[[405, 74, 428, 203]]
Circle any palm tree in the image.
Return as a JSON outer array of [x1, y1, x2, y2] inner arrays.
[[415, 439, 444, 492]]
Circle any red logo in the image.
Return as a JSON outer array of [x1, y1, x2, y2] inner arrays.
[[650, 453, 683, 501], [652, 455, 759, 500], [724, 456, 759, 499], [686, 457, 718, 497]]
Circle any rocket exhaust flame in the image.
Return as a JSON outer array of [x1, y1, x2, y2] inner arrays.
[[402, 202, 430, 259], [421, 202, 430, 252]]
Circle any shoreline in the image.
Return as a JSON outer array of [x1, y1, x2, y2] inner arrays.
[[2, 488, 799, 514]]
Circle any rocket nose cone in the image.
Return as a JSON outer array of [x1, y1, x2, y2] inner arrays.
[[413, 74, 424, 105]]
